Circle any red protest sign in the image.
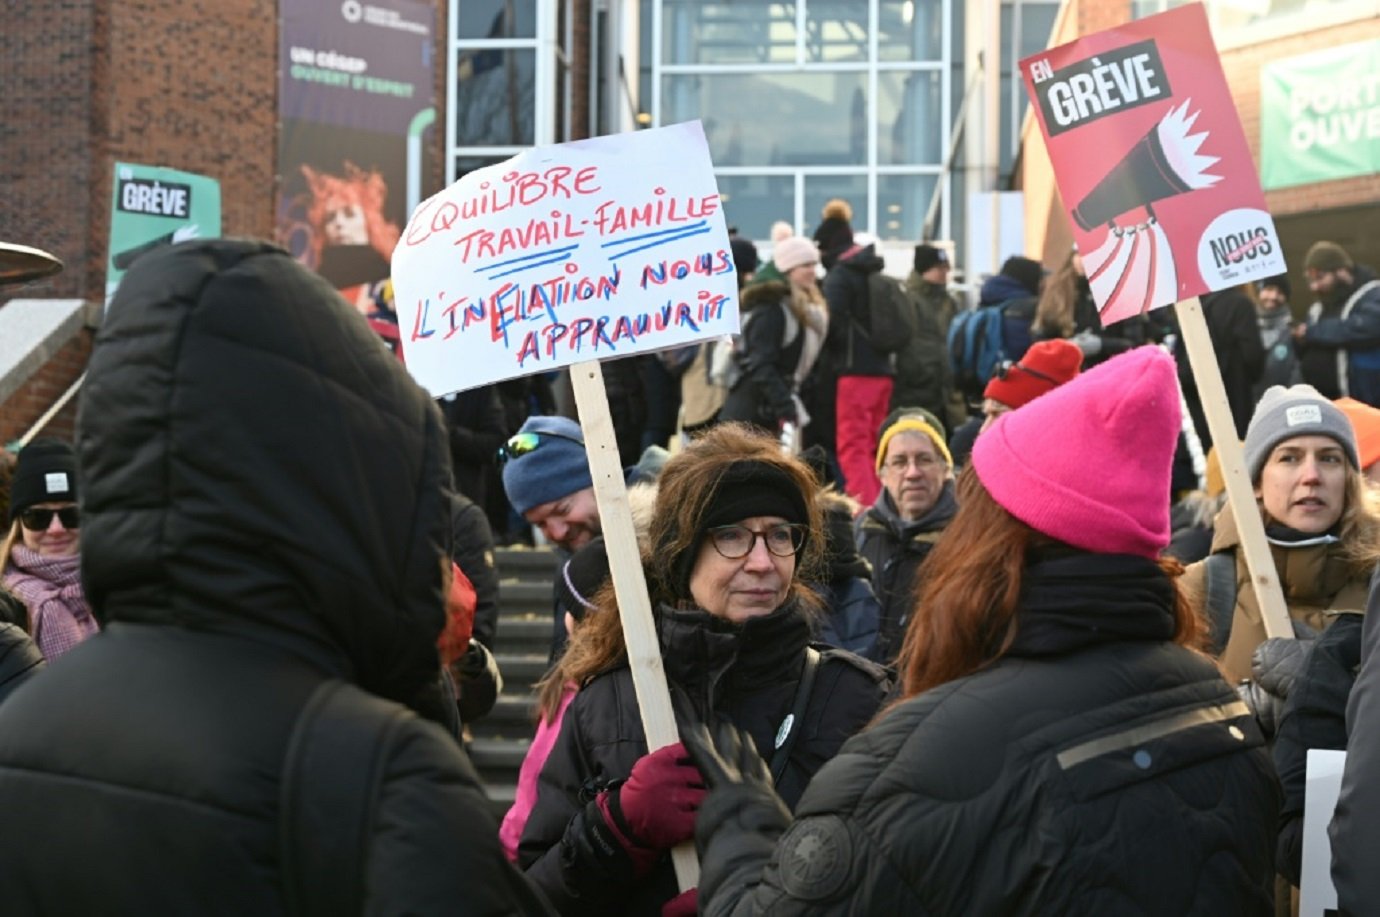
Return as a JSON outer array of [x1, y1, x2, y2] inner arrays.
[[1020, 3, 1285, 324]]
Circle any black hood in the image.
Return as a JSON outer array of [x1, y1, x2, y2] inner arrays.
[[77, 239, 453, 707]]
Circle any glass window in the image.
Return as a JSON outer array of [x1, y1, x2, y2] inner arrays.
[[879, 0, 943, 62], [455, 155, 510, 182], [804, 1, 869, 62], [714, 175, 795, 240], [457, 49, 536, 146], [662, 0, 797, 65], [879, 70, 943, 165], [877, 174, 939, 242], [804, 175, 868, 238], [663, 72, 868, 167], [459, 0, 537, 39]]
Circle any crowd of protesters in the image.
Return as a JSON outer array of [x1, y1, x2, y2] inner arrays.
[[0, 217, 1378, 914]]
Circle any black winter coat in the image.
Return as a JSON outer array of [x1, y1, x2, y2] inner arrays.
[[1176, 288, 1266, 449], [854, 480, 957, 664], [518, 602, 890, 916], [0, 622, 42, 705], [694, 553, 1280, 916], [824, 244, 893, 377], [720, 281, 807, 430], [0, 240, 549, 916]]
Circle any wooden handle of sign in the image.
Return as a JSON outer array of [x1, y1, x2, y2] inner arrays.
[[1174, 298, 1293, 641], [568, 361, 701, 891]]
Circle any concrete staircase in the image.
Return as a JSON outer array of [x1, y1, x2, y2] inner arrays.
[[469, 545, 561, 819]]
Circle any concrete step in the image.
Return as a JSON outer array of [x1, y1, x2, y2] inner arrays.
[[496, 545, 561, 576], [492, 614, 554, 658], [496, 652, 551, 691], [470, 737, 532, 783], [497, 580, 555, 617], [471, 693, 537, 742]]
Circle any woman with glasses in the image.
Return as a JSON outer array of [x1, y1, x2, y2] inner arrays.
[[1, 439, 96, 660], [517, 423, 889, 917]]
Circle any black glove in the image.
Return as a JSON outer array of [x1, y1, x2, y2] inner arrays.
[[680, 719, 774, 791], [1238, 635, 1314, 737]]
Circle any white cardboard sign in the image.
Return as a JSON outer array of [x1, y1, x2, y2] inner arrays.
[[1300, 748, 1345, 917], [391, 121, 739, 396]]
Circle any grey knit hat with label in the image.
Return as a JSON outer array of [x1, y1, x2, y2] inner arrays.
[[1244, 384, 1358, 481]]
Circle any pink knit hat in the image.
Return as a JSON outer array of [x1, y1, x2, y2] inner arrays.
[[971, 345, 1179, 559]]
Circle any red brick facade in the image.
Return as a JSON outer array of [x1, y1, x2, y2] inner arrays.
[[2, 0, 449, 438], [0, 332, 94, 447]]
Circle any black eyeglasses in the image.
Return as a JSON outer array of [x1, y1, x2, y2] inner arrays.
[[993, 359, 1059, 386], [19, 506, 80, 532], [706, 523, 807, 559], [495, 430, 586, 465]]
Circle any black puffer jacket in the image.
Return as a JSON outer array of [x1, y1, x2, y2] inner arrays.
[[0, 622, 43, 704], [518, 602, 890, 916], [694, 553, 1279, 916], [854, 480, 957, 663], [0, 240, 549, 916], [823, 244, 893, 377], [719, 281, 806, 430]]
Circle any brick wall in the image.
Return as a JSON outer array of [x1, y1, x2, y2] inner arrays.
[[1, 1, 98, 302], [0, 331, 93, 447], [2, 0, 451, 434]]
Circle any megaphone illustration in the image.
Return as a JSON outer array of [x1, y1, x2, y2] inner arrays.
[[1073, 100, 1220, 231]]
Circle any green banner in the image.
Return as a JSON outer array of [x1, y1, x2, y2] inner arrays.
[[1260, 39, 1380, 190], [106, 163, 221, 303]]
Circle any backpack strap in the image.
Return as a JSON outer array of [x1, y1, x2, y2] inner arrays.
[[280, 680, 410, 917], [769, 647, 821, 786], [1203, 551, 1238, 656]]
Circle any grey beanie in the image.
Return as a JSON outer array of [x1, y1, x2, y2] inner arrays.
[[1244, 385, 1358, 481]]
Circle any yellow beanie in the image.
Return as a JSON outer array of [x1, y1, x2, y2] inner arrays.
[[875, 417, 952, 472]]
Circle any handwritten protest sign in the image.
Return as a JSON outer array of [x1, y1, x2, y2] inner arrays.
[[1020, 3, 1285, 326], [392, 120, 738, 396], [1020, 3, 1293, 641]]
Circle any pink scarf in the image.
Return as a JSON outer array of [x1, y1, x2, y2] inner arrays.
[[4, 546, 98, 661]]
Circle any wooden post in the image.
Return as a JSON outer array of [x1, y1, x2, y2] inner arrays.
[[568, 360, 700, 890], [1174, 297, 1293, 640]]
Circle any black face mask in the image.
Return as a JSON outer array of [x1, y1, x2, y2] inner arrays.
[[1076, 275, 1092, 296]]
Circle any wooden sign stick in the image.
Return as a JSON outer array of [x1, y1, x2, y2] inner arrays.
[[569, 360, 700, 890], [1174, 297, 1293, 640]]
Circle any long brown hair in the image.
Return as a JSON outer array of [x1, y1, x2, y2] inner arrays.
[[893, 466, 1204, 701], [534, 423, 825, 717], [1031, 250, 1081, 339]]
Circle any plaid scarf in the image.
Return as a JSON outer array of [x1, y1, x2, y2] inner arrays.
[[4, 546, 97, 660]]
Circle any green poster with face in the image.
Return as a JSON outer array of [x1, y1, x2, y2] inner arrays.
[[1260, 39, 1380, 191], [106, 163, 222, 302]]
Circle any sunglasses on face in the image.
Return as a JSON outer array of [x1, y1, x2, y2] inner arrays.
[[19, 506, 80, 532], [993, 359, 1059, 386], [706, 523, 807, 559], [495, 430, 586, 465]]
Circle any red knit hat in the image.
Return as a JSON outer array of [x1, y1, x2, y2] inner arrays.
[[972, 346, 1179, 559], [983, 339, 1083, 409]]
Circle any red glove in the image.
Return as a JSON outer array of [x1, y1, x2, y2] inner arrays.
[[598, 742, 706, 852], [437, 562, 476, 665], [662, 888, 698, 917]]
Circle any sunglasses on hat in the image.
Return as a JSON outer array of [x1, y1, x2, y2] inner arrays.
[[19, 506, 80, 531], [993, 359, 1058, 386], [496, 430, 586, 465]]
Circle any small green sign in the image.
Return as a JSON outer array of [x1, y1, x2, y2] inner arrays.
[[106, 163, 222, 302], [1261, 39, 1380, 191]]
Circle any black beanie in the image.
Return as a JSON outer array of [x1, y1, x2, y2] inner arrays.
[[1000, 256, 1044, 296], [913, 244, 948, 275], [555, 537, 609, 623], [8, 438, 76, 523], [669, 461, 809, 598]]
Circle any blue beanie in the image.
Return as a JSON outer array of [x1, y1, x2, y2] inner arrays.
[[501, 415, 593, 516]]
